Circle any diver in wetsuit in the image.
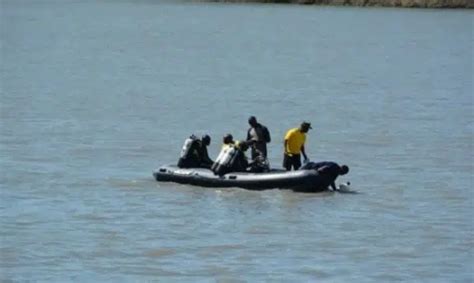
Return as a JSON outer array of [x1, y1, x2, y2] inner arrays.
[[212, 140, 268, 175], [212, 140, 247, 175], [177, 134, 214, 169], [231, 141, 250, 173], [301, 161, 349, 190]]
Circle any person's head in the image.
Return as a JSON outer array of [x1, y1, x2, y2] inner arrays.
[[340, 165, 349, 175], [300, 121, 312, 133], [223, 134, 233, 144], [202, 134, 211, 146], [248, 116, 257, 127]]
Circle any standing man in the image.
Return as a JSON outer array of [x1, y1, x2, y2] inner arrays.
[[246, 116, 271, 160], [283, 122, 312, 171]]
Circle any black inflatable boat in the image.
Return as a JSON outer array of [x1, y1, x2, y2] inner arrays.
[[153, 165, 333, 193]]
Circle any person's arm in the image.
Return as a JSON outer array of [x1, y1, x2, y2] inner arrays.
[[330, 181, 337, 191], [246, 128, 251, 142], [284, 140, 289, 155], [201, 146, 213, 165], [301, 145, 308, 161], [264, 127, 271, 143]]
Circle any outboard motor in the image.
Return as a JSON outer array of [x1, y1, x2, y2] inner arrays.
[[177, 135, 198, 168], [211, 146, 238, 176]]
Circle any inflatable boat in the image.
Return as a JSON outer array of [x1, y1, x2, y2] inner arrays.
[[153, 165, 334, 193]]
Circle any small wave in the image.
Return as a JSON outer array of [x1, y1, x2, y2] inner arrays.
[[145, 248, 177, 257]]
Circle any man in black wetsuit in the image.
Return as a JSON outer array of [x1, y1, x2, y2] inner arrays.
[[197, 135, 214, 168], [178, 135, 214, 169], [227, 141, 249, 173], [301, 161, 349, 190], [246, 116, 271, 160]]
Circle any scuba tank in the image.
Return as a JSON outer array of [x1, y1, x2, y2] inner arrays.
[[211, 145, 238, 176], [180, 135, 197, 158], [177, 135, 198, 168], [211, 146, 228, 171]]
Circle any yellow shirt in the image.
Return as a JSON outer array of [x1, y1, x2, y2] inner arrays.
[[284, 128, 306, 155]]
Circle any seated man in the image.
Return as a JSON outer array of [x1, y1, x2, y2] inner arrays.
[[231, 141, 250, 172], [301, 161, 349, 190], [212, 140, 259, 175], [177, 134, 214, 169]]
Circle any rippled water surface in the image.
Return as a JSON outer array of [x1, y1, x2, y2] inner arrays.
[[1, 1, 473, 281]]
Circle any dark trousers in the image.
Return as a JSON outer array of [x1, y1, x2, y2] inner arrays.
[[283, 154, 301, 171]]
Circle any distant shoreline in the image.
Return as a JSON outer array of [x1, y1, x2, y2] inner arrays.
[[204, 0, 473, 8]]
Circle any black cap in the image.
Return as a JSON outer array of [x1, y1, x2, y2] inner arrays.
[[301, 121, 312, 129], [223, 134, 233, 144]]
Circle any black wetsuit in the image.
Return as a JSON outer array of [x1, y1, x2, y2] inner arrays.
[[197, 143, 213, 169], [301, 161, 343, 190], [178, 140, 214, 169], [230, 150, 249, 173]]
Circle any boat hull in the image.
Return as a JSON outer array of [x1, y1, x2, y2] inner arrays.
[[153, 165, 330, 192]]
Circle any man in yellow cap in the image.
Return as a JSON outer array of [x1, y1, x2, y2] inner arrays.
[[283, 122, 312, 170]]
